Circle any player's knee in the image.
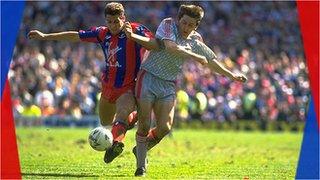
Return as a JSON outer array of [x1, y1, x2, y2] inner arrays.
[[100, 119, 112, 126], [138, 113, 149, 124], [99, 114, 114, 126]]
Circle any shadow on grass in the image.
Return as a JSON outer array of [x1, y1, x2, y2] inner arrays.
[[22, 172, 99, 178]]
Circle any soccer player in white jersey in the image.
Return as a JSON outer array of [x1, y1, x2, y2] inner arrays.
[[125, 4, 247, 176]]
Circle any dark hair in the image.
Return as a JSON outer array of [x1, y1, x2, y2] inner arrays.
[[178, 4, 204, 26], [104, 2, 124, 17]]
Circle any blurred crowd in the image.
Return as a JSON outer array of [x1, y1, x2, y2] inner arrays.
[[10, 1, 309, 123]]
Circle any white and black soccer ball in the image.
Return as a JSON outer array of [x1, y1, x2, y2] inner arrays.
[[88, 127, 113, 151]]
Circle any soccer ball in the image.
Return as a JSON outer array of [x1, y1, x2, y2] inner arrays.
[[88, 127, 113, 151]]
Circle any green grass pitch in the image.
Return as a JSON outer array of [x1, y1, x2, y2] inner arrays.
[[16, 127, 302, 179]]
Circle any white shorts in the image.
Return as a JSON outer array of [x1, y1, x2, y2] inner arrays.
[[135, 69, 176, 102]]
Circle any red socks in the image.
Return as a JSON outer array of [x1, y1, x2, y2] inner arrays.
[[111, 121, 127, 143], [111, 111, 163, 148], [111, 111, 138, 143]]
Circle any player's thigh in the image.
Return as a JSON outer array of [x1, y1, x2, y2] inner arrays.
[[137, 99, 153, 135], [115, 92, 136, 120], [99, 96, 116, 125], [153, 99, 176, 135]]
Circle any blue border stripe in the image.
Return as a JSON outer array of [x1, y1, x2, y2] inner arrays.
[[296, 97, 320, 179], [1, 1, 25, 99]]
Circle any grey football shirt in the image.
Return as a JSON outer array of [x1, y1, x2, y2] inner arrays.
[[141, 18, 216, 81]]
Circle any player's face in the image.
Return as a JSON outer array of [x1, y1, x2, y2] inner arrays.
[[178, 15, 198, 38], [105, 14, 125, 35]]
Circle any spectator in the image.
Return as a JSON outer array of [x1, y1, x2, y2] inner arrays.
[[21, 99, 42, 118], [10, 1, 308, 123]]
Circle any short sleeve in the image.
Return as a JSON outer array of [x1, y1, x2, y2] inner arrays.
[[155, 18, 177, 42], [78, 26, 106, 43], [191, 40, 217, 61]]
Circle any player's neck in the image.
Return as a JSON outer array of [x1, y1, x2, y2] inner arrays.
[[180, 31, 193, 39], [177, 25, 193, 39], [110, 30, 121, 35]]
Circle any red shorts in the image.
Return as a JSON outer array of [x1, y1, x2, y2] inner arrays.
[[101, 81, 135, 104]]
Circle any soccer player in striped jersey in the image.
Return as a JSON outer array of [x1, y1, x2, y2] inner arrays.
[[28, 2, 158, 164], [126, 4, 247, 176]]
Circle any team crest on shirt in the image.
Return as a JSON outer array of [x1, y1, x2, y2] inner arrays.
[[119, 33, 126, 39], [136, 26, 144, 32], [105, 34, 112, 40], [105, 42, 122, 67]]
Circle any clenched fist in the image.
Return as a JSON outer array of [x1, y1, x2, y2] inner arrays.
[[231, 73, 247, 83], [124, 22, 133, 39]]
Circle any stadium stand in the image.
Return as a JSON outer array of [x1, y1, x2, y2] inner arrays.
[[10, 2, 309, 127]]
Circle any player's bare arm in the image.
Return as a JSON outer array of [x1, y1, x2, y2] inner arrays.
[[191, 39, 246, 83], [28, 30, 80, 42], [163, 40, 208, 65], [207, 58, 247, 83], [124, 22, 160, 51]]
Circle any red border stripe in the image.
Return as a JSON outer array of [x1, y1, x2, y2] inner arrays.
[[297, 1, 320, 128], [1, 80, 21, 179]]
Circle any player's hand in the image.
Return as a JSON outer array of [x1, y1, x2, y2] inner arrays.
[[28, 30, 46, 40], [232, 73, 247, 83], [124, 22, 133, 39]]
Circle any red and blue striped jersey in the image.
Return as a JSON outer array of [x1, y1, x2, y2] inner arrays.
[[79, 22, 154, 88]]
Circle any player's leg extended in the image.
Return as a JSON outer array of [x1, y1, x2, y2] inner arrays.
[[135, 98, 153, 176], [148, 99, 175, 150], [134, 70, 154, 176], [112, 92, 136, 143], [104, 92, 136, 164]]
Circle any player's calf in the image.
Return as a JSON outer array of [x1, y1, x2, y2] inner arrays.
[[134, 133, 148, 176], [147, 128, 162, 150], [156, 122, 172, 139]]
